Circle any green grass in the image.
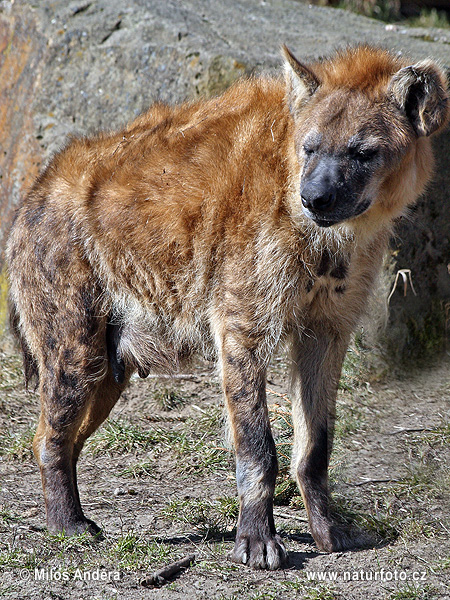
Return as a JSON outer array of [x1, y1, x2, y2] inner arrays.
[[0, 507, 21, 524], [303, 585, 337, 600], [120, 459, 156, 478], [389, 584, 440, 600], [162, 496, 238, 537], [152, 386, 186, 411], [0, 426, 35, 460], [0, 353, 24, 392], [107, 532, 176, 571], [87, 419, 167, 455], [88, 410, 231, 474]]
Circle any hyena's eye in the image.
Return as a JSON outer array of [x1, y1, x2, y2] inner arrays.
[[303, 143, 317, 156], [348, 146, 379, 162]]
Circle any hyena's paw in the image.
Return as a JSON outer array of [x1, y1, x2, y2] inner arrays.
[[48, 516, 103, 539], [313, 522, 374, 553], [231, 533, 287, 570]]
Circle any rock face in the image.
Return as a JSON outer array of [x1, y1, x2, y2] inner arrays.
[[1, 0, 450, 361]]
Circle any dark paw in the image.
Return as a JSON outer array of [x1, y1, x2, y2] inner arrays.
[[231, 534, 287, 570], [313, 523, 374, 552], [48, 516, 103, 539]]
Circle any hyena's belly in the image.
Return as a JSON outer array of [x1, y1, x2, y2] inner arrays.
[[108, 294, 216, 379]]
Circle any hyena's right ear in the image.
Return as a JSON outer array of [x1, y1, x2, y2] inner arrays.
[[282, 45, 321, 116], [388, 60, 450, 137]]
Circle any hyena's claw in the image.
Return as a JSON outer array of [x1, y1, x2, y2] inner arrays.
[[231, 534, 287, 570]]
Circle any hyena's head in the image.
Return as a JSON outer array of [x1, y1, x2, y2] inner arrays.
[[283, 45, 449, 232]]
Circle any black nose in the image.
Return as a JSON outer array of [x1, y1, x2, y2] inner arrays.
[[301, 182, 336, 213]]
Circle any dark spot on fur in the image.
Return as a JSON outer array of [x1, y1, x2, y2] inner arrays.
[[58, 368, 79, 391], [46, 336, 57, 351], [298, 425, 328, 483], [63, 349, 74, 362], [316, 251, 331, 277], [335, 285, 346, 294], [24, 203, 45, 228], [231, 387, 249, 403], [330, 262, 348, 280], [305, 279, 314, 293]]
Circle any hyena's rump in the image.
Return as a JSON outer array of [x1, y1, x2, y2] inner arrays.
[[6, 44, 449, 569]]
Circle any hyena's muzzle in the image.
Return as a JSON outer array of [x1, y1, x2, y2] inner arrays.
[[300, 151, 377, 228]]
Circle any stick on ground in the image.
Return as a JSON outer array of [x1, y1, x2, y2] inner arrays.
[[140, 554, 196, 588]]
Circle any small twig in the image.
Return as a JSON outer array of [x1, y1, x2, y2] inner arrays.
[[140, 554, 195, 588], [270, 413, 293, 430], [143, 414, 187, 422], [267, 388, 290, 402], [273, 510, 308, 523], [145, 373, 204, 380], [387, 427, 434, 435], [351, 478, 399, 487]]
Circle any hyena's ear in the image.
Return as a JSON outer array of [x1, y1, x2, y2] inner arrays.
[[282, 45, 321, 115], [389, 60, 450, 137]]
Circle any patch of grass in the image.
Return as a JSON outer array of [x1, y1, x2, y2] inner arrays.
[[436, 557, 450, 570], [162, 496, 238, 537], [389, 583, 439, 600], [420, 422, 450, 446], [247, 592, 278, 600], [107, 532, 176, 571], [393, 430, 450, 508], [0, 547, 38, 571], [174, 407, 231, 474], [0, 352, 24, 392], [0, 427, 35, 460], [333, 0, 398, 22], [304, 585, 337, 600], [48, 530, 97, 555], [152, 386, 186, 411], [120, 460, 156, 479], [0, 507, 21, 524], [89, 409, 230, 474], [87, 419, 167, 455], [268, 397, 298, 506]]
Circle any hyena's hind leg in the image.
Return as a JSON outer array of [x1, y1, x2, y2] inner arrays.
[[32, 319, 131, 537], [290, 326, 369, 551]]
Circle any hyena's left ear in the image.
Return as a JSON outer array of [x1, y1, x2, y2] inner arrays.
[[282, 45, 321, 116], [389, 60, 450, 137]]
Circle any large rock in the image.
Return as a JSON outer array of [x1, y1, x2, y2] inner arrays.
[[1, 0, 450, 362]]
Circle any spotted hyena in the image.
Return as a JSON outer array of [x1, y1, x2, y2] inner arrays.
[[6, 45, 449, 569]]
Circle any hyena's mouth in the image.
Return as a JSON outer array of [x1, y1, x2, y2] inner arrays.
[[304, 198, 373, 228]]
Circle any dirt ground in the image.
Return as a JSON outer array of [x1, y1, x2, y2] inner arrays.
[[0, 346, 449, 600]]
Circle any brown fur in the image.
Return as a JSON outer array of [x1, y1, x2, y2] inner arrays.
[[6, 45, 449, 569]]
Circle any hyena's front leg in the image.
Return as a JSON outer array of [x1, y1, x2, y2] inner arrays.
[[221, 337, 287, 570], [291, 325, 357, 552]]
